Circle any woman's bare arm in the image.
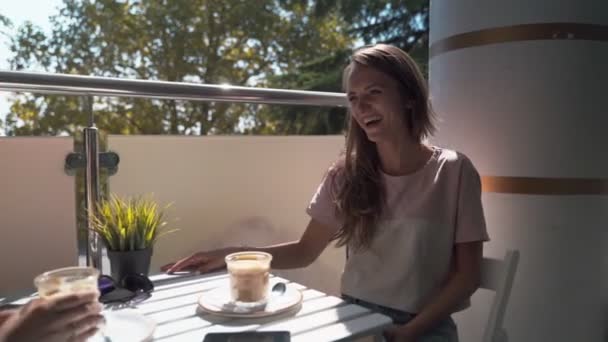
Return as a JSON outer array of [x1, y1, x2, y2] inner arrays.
[[164, 218, 336, 273], [243, 218, 336, 269]]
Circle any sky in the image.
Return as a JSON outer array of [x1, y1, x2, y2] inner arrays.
[[0, 0, 61, 134]]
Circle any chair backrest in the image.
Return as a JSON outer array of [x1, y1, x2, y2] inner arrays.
[[480, 250, 520, 342]]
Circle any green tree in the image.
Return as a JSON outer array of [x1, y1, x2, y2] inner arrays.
[[4, 0, 352, 136], [249, 49, 350, 135], [314, 0, 430, 64], [252, 0, 430, 135], [247, 1, 352, 135]]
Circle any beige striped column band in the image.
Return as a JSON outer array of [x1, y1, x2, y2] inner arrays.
[[430, 23, 608, 58], [481, 176, 608, 195]]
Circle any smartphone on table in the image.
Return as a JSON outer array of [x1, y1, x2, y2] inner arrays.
[[202, 331, 291, 342]]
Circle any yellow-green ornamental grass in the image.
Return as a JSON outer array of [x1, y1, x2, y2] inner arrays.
[[90, 194, 176, 252]]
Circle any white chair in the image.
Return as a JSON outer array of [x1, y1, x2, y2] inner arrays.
[[366, 249, 520, 342], [480, 250, 520, 342]]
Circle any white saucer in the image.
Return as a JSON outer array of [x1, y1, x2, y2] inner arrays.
[[198, 284, 302, 318], [88, 309, 156, 342]]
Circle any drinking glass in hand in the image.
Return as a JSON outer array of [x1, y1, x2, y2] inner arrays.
[[34, 266, 100, 299]]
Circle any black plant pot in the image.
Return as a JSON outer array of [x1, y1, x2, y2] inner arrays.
[[107, 248, 152, 281]]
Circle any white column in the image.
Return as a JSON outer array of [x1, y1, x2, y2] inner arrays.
[[429, 1, 608, 341]]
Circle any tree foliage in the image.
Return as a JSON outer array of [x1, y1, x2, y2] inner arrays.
[[2, 0, 430, 136], [3, 0, 352, 136], [251, 0, 430, 135]]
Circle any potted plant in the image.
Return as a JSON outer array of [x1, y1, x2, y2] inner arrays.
[[90, 193, 176, 281]]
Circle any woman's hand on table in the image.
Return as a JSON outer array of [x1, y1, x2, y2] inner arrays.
[[0, 292, 103, 342], [162, 247, 240, 274]]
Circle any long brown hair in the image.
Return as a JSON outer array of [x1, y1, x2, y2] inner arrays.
[[331, 44, 437, 251]]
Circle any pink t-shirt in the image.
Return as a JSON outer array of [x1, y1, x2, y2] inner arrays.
[[306, 146, 489, 313]]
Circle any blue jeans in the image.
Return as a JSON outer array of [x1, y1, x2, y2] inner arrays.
[[342, 294, 459, 342]]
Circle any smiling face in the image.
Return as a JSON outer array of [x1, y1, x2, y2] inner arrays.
[[346, 63, 411, 144], [335, 44, 437, 251]]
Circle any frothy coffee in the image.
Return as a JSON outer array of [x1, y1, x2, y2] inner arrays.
[[226, 252, 272, 303]]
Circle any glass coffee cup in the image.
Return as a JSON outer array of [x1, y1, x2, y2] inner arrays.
[[34, 266, 104, 335], [225, 251, 272, 306], [34, 266, 100, 299]]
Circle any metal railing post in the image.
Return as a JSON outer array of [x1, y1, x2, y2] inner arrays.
[[82, 96, 102, 270]]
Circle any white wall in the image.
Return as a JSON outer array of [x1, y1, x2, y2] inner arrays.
[[430, 1, 608, 340], [108, 135, 346, 296], [0, 137, 78, 295]]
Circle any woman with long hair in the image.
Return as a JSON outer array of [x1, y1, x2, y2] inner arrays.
[[164, 44, 489, 342]]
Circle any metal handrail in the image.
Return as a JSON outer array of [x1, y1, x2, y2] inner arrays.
[[0, 70, 347, 273], [0, 70, 347, 107]]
